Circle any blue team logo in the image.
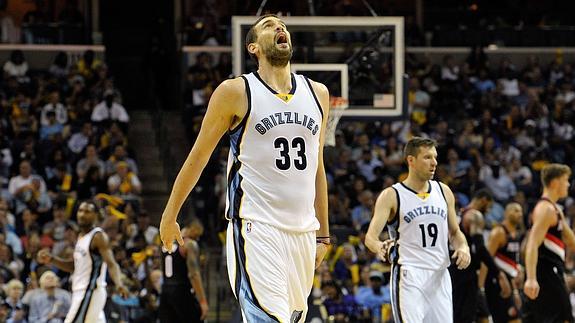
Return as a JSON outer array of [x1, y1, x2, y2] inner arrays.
[[246, 221, 252, 233]]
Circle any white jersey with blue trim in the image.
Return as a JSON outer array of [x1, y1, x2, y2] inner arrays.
[[225, 72, 323, 232], [388, 180, 450, 270], [71, 227, 107, 292]]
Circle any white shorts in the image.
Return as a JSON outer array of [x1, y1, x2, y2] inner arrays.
[[390, 265, 452, 323], [226, 219, 315, 323], [65, 287, 107, 323]]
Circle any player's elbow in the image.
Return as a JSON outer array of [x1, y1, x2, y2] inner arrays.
[[448, 227, 460, 240], [565, 237, 575, 251]]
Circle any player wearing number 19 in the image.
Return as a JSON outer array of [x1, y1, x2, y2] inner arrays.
[[365, 137, 471, 323], [159, 14, 330, 323]]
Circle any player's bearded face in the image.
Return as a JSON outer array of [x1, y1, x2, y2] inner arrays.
[[261, 34, 292, 67], [256, 19, 292, 67]]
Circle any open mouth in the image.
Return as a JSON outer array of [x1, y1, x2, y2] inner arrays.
[[276, 33, 288, 45]]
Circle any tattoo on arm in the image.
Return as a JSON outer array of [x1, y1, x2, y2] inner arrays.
[[187, 243, 201, 278]]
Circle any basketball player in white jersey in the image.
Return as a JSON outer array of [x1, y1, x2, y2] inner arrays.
[[159, 14, 330, 322], [365, 137, 471, 323], [37, 201, 128, 323]]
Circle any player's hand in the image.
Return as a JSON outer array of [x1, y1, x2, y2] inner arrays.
[[315, 243, 329, 269], [116, 284, 129, 298], [523, 278, 540, 299], [199, 299, 208, 320], [376, 239, 395, 263], [159, 219, 184, 253], [451, 246, 471, 269], [512, 265, 525, 289], [37, 248, 52, 265]]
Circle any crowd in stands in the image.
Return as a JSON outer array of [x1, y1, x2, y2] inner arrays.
[[0, 49, 165, 323], [0, 10, 574, 322]]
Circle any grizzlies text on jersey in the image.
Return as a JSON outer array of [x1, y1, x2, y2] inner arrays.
[[388, 180, 450, 270]]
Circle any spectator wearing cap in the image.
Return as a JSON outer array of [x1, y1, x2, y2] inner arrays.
[[104, 145, 137, 176], [3, 279, 26, 323], [28, 270, 71, 323], [91, 90, 129, 126], [40, 92, 68, 127], [355, 270, 391, 322], [107, 161, 142, 200]]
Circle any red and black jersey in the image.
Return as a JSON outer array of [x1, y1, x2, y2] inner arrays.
[[531, 198, 565, 270], [493, 224, 522, 278]]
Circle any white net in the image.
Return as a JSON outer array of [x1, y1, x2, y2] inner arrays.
[[325, 96, 348, 146]]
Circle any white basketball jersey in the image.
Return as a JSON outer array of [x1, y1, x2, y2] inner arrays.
[[225, 72, 323, 232], [388, 181, 450, 270], [71, 227, 107, 292]]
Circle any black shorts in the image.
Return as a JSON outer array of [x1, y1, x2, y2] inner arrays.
[[476, 289, 490, 319], [159, 285, 203, 323], [485, 275, 520, 323], [523, 261, 573, 323], [451, 269, 479, 323]]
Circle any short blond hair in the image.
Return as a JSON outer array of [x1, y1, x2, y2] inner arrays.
[[541, 163, 571, 187], [39, 270, 59, 288], [5, 279, 23, 291]]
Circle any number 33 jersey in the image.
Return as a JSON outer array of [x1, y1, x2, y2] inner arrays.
[[225, 72, 323, 233], [388, 180, 450, 270]]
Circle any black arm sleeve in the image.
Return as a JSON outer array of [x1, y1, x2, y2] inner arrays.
[[472, 234, 500, 275]]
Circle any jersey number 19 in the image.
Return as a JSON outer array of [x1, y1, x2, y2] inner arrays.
[[419, 223, 438, 247]]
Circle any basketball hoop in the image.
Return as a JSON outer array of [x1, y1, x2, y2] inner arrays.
[[325, 96, 348, 146]]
